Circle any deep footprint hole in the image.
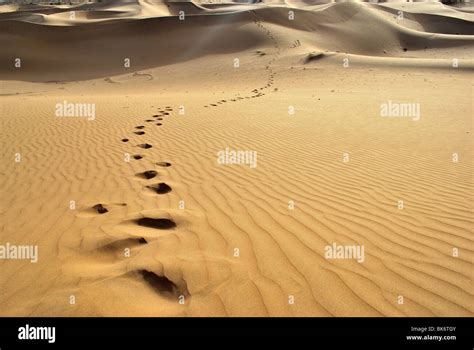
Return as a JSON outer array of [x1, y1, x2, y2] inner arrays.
[[140, 270, 176, 294], [92, 203, 108, 214], [136, 217, 176, 230], [137, 170, 158, 179], [147, 183, 172, 194]]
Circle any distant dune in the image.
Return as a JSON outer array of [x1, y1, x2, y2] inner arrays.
[[0, 0, 472, 81]]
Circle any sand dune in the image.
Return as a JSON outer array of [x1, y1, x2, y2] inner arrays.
[[1, 1, 472, 82], [0, 0, 472, 317], [373, 2, 474, 34]]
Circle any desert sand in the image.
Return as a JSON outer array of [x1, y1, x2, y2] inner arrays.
[[0, 0, 473, 316]]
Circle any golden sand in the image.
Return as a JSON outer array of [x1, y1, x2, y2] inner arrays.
[[0, 0, 472, 316]]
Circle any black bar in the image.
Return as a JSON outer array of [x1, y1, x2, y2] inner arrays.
[[0, 317, 472, 347]]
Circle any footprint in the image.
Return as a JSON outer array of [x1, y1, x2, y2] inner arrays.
[[140, 270, 178, 295], [145, 119, 154, 122], [156, 162, 171, 167], [92, 203, 108, 214], [134, 131, 145, 135], [77, 202, 127, 218], [147, 183, 172, 195], [133, 155, 143, 160], [138, 143, 153, 149], [121, 138, 129, 142], [135, 126, 145, 129], [156, 118, 163, 121], [136, 170, 158, 179], [136, 217, 176, 229], [99, 237, 148, 253], [156, 123, 162, 126]]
